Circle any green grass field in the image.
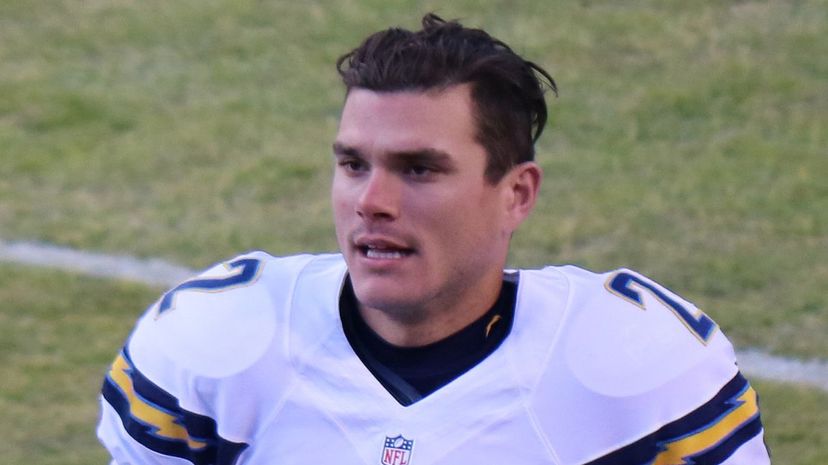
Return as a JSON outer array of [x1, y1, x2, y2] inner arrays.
[[1, 1, 826, 463]]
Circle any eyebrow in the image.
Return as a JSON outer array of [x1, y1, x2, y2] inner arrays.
[[332, 142, 360, 158], [332, 142, 455, 167]]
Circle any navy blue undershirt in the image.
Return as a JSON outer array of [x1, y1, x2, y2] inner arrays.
[[339, 273, 518, 406]]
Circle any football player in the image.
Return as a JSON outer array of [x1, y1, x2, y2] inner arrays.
[[98, 13, 771, 464]]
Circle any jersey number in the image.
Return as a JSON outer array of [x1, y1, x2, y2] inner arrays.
[[157, 258, 262, 315], [607, 272, 717, 344]]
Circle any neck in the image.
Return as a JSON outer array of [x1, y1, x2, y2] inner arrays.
[[357, 269, 504, 347]]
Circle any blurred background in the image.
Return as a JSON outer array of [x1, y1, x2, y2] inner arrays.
[[1, 1, 825, 463]]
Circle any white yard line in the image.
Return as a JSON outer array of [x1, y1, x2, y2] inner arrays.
[[0, 238, 193, 287], [738, 349, 828, 392], [2, 237, 827, 392]]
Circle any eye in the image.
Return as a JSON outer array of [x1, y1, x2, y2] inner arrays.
[[338, 158, 368, 174], [404, 164, 438, 180], [407, 165, 432, 176]]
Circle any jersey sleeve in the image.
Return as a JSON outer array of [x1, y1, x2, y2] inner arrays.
[[586, 268, 771, 465], [97, 344, 250, 465], [582, 371, 768, 465], [529, 266, 771, 465], [96, 251, 320, 465]]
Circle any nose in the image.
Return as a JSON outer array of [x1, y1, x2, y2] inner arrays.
[[356, 169, 400, 221]]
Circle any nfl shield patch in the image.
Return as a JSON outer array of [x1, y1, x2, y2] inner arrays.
[[381, 434, 414, 465]]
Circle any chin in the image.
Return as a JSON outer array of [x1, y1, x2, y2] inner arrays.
[[351, 279, 425, 319]]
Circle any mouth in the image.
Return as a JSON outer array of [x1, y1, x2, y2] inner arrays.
[[355, 239, 416, 260]]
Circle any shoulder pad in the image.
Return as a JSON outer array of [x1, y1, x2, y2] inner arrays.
[[559, 267, 732, 396], [128, 252, 322, 378]]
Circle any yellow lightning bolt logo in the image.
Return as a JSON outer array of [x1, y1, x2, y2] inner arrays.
[[108, 353, 207, 450], [651, 385, 760, 465]]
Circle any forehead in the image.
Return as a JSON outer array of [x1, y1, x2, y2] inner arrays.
[[335, 85, 481, 157]]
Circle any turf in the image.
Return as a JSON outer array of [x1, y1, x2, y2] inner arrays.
[[0, 264, 157, 465], [0, 0, 825, 462]]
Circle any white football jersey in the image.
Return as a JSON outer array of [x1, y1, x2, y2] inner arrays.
[[98, 251, 770, 465]]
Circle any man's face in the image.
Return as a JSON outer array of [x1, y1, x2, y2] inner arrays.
[[332, 84, 515, 320]]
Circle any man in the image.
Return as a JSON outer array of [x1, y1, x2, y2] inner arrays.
[[98, 14, 770, 465]]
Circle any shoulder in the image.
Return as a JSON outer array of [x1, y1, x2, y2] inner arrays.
[[518, 266, 768, 464], [517, 265, 734, 396], [127, 251, 346, 378], [99, 252, 348, 462]]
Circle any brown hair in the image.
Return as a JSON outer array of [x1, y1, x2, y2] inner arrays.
[[336, 13, 557, 182]]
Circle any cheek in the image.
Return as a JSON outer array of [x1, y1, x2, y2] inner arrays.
[[332, 196, 348, 219], [418, 191, 499, 248], [331, 177, 354, 213], [331, 185, 353, 236], [456, 195, 508, 256]]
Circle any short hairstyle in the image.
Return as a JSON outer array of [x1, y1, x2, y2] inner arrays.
[[336, 13, 557, 182]]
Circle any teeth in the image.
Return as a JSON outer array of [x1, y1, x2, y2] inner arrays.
[[365, 248, 405, 259]]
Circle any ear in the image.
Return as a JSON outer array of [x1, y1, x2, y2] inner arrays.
[[502, 161, 542, 230]]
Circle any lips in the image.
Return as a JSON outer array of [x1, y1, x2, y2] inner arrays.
[[354, 237, 415, 260]]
